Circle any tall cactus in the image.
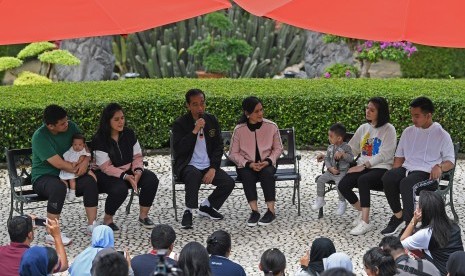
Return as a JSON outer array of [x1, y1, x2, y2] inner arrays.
[[118, 5, 306, 78]]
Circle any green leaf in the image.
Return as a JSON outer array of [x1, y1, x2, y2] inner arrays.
[[38, 49, 80, 65], [17, 42, 56, 59], [0, 57, 23, 72]]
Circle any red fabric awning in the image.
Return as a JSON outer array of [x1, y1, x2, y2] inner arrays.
[[0, 0, 231, 45], [234, 0, 465, 48]]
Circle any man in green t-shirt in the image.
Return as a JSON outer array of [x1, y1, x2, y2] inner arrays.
[[32, 105, 99, 244]]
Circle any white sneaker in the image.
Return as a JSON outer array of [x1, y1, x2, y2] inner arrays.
[[350, 220, 373, 235], [45, 233, 72, 246], [311, 197, 326, 211], [351, 212, 362, 226], [67, 189, 76, 201], [336, 200, 347, 216], [86, 220, 99, 235]]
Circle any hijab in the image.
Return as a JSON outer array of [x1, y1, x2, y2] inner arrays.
[[307, 237, 336, 273], [19, 246, 49, 276], [447, 251, 465, 276], [323, 252, 353, 272], [69, 225, 114, 276]]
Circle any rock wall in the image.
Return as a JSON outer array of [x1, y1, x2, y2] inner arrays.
[[55, 36, 115, 82], [304, 31, 354, 78]]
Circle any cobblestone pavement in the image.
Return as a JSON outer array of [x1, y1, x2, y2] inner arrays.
[[1, 151, 464, 275]]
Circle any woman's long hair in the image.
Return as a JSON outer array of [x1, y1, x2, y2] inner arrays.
[[178, 242, 212, 276], [367, 97, 390, 128], [238, 96, 262, 124], [363, 247, 397, 276], [419, 190, 453, 248], [95, 103, 124, 142]]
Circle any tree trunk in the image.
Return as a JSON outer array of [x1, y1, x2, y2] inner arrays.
[[360, 60, 372, 78]]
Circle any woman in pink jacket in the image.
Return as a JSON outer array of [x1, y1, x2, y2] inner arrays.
[[229, 96, 283, 227]]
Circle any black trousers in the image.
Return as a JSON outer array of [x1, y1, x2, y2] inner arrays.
[[338, 168, 386, 208], [382, 167, 434, 222], [180, 165, 235, 210], [237, 166, 276, 202], [33, 174, 98, 214], [94, 170, 159, 216]]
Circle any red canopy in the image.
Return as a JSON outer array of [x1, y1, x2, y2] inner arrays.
[[234, 0, 465, 48], [0, 0, 231, 45]]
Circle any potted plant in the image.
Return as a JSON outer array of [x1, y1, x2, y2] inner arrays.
[[188, 12, 252, 78]]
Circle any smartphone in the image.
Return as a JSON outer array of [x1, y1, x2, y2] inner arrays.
[[34, 218, 47, 227], [117, 250, 126, 258]]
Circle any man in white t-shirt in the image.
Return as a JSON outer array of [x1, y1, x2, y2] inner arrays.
[[381, 97, 455, 236]]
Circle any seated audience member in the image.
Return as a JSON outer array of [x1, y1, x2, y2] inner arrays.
[[228, 96, 283, 226], [313, 123, 354, 216], [447, 251, 465, 276], [206, 230, 246, 276], [382, 96, 455, 236], [69, 225, 115, 276], [92, 103, 159, 231], [178, 241, 212, 276], [321, 268, 355, 276], [260, 248, 286, 276], [338, 97, 397, 236], [91, 248, 131, 276], [363, 247, 398, 276], [324, 252, 353, 272], [296, 237, 336, 275], [379, 235, 440, 276], [131, 224, 178, 276], [19, 218, 69, 276], [0, 215, 34, 276], [400, 191, 464, 276]]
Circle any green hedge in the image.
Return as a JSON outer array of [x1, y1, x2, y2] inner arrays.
[[400, 45, 465, 78], [1, 78, 465, 159]]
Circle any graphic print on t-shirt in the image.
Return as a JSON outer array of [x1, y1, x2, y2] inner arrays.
[[360, 133, 382, 156]]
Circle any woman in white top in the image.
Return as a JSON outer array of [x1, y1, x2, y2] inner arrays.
[[337, 97, 397, 236], [401, 190, 463, 276]]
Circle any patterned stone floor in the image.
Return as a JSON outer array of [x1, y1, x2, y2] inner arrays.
[[1, 151, 464, 275]]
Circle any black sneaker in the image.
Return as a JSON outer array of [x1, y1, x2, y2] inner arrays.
[[181, 210, 193, 229], [247, 210, 260, 227], [381, 215, 404, 235], [138, 217, 155, 229], [106, 222, 120, 232], [258, 209, 276, 226], [198, 205, 224, 220]]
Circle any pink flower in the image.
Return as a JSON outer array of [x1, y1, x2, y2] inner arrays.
[[345, 70, 351, 77], [324, 72, 331, 78]]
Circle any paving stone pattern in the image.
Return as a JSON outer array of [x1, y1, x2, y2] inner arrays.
[[1, 151, 464, 275]]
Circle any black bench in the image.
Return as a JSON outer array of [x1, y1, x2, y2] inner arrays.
[[316, 142, 460, 222], [170, 128, 301, 221], [5, 147, 138, 220]]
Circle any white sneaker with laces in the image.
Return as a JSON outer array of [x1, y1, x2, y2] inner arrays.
[[86, 220, 99, 235], [351, 212, 362, 226], [350, 220, 373, 235], [45, 233, 72, 246], [336, 200, 347, 216], [67, 189, 76, 201], [311, 197, 326, 211]]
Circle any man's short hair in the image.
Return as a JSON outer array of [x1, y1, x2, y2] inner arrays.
[[91, 249, 128, 276], [379, 236, 404, 252], [185, 89, 205, 103], [8, 215, 33, 243], [329, 123, 347, 138], [43, 105, 67, 125], [151, 224, 176, 249], [410, 96, 434, 114]]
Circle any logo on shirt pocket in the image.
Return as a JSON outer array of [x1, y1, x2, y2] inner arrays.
[[209, 129, 216, 137]]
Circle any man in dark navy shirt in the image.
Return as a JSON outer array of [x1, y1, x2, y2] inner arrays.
[[131, 224, 178, 276]]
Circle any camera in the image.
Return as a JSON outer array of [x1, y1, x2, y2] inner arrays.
[[152, 250, 182, 276]]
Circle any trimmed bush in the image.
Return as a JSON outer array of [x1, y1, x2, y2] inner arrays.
[[400, 45, 465, 78], [1, 78, 465, 160]]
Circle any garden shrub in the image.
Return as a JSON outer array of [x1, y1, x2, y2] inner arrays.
[[400, 45, 465, 78], [1, 78, 465, 160]]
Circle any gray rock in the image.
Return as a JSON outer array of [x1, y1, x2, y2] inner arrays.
[[55, 36, 115, 82]]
